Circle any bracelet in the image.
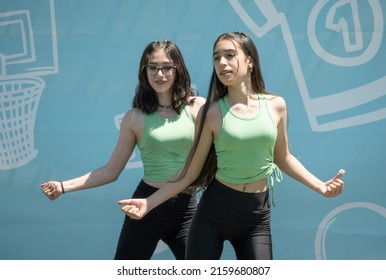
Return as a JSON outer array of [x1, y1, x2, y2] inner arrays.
[[60, 181, 65, 194]]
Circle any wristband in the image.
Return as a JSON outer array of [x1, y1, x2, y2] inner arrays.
[[60, 181, 65, 194]]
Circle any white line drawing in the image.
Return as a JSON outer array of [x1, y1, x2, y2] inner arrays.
[[154, 240, 169, 255], [326, 0, 363, 53], [0, 0, 58, 169], [309, 0, 383, 66], [315, 202, 386, 259], [229, 0, 386, 131]]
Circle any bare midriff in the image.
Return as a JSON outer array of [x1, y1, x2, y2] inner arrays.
[[216, 177, 268, 193]]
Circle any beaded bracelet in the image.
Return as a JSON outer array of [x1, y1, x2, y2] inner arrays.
[[60, 181, 65, 194]]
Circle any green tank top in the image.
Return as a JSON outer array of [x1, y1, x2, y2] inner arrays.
[[214, 94, 281, 196], [138, 106, 194, 181]]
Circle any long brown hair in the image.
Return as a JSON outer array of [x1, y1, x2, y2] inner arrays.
[[132, 40, 195, 114], [176, 32, 267, 189]]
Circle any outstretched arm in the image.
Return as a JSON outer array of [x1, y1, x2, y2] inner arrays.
[[41, 110, 139, 200], [272, 96, 344, 197]]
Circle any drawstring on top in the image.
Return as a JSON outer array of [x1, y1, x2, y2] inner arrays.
[[269, 165, 283, 207]]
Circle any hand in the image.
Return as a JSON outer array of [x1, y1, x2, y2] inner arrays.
[[322, 170, 345, 198], [41, 181, 63, 201], [117, 198, 149, 220]]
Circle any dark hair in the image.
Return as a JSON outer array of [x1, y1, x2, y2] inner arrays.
[[177, 32, 267, 189], [132, 40, 194, 114], [211, 31, 266, 100]]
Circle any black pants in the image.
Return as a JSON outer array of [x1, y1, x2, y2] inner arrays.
[[186, 178, 272, 260], [114, 180, 197, 260]]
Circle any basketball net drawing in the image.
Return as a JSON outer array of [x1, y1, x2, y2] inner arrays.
[[0, 0, 58, 169]]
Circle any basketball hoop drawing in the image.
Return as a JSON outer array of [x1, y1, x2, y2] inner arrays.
[[0, 0, 58, 169]]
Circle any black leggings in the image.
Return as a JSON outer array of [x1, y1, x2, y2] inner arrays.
[[186, 179, 272, 260], [114, 180, 196, 260]]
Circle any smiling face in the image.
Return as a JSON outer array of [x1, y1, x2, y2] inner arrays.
[[213, 39, 252, 87], [146, 48, 176, 95]]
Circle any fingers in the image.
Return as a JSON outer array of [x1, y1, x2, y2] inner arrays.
[[118, 199, 146, 219], [41, 182, 53, 196], [117, 199, 130, 205], [325, 179, 344, 198], [327, 183, 343, 197], [121, 205, 142, 219], [40, 181, 60, 200], [323, 169, 345, 197], [333, 169, 345, 180], [117, 199, 143, 209]]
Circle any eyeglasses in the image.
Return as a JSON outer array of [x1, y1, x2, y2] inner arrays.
[[144, 65, 176, 76]]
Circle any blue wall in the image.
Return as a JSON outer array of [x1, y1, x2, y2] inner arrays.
[[1, 0, 385, 260]]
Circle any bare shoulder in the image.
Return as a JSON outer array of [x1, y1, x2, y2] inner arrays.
[[121, 108, 145, 130], [188, 96, 206, 119], [204, 101, 223, 134], [265, 93, 287, 112], [188, 95, 206, 108], [206, 100, 222, 122], [207, 100, 220, 115], [124, 107, 144, 120]]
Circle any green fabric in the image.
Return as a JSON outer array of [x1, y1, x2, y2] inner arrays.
[[138, 106, 194, 181], [214, 94, 278, 184]]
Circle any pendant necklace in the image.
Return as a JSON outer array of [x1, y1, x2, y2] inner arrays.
[[158, 104, 172, 109]]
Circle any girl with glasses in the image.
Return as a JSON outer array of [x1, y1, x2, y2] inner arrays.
[[41, 40, 205, 259], [118, 32, 344, 260]]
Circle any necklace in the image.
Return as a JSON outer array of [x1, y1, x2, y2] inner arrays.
[[158, 104, 172, 109]]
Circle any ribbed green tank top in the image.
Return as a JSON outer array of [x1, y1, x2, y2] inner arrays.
[[138, 106, 194, 181], [214, 94, 278, 184]]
